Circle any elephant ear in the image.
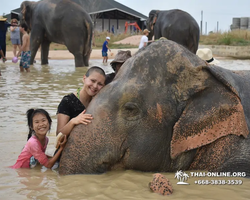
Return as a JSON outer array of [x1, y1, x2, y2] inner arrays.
[[153, 13, 158, 24], [21, 1, 33, 30], [170, 76, 249, 159], [149, 10, 159, 31]]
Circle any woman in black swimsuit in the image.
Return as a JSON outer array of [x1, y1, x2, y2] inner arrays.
[[56, 66, 106, 136]]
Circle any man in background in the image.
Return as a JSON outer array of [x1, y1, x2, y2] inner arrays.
[[105, 50, 132, 85], [102, 36, 111, 64]]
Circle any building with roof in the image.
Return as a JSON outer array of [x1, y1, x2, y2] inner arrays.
[[5, 0, 148, 34]]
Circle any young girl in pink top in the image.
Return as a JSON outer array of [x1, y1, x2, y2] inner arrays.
[[11, 108, 67, 169]]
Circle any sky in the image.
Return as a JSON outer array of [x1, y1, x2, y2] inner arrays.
[[1, 0, 250, 33]]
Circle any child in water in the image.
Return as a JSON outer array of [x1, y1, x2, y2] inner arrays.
[[17, 22, 31, 72], [11, 108, 67, 169]]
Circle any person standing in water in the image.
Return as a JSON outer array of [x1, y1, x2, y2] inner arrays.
[[17, 22, 31, 72], [10, 18, 21, 58], [0, 16, 11, 59], [102, 36, 111, 64]]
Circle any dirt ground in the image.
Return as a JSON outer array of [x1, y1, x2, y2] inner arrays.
[[113, 35, 142, 46], [5, 35, 143, 60]]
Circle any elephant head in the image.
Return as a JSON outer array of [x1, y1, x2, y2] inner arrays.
[[146, 10, 159, 40], [59, 39, 249, 175], [20, 1, 36, 30]]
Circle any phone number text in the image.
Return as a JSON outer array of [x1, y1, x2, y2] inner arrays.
[[194, 180, 243, 185]]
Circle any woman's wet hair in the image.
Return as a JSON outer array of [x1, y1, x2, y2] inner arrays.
[[26, 108, 52, 141], [85, 66, 106, 78]]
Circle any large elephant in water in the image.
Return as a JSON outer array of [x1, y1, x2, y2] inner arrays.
[[20, 0, 93, 67], [59, 39, 250, 176], [146, 9, 199, 54]]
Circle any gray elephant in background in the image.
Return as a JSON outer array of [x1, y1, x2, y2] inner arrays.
[[20, 0, 93, 67], [146, 9, 200, 54]]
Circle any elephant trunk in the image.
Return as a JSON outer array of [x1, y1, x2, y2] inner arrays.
[[148, 29, 154, 41], [146, 19, 153, 41], [59, 106, 125, 175]]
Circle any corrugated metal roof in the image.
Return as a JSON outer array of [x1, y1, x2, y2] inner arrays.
[[9, 0, 147, 20], [86, 0, 147, 20]]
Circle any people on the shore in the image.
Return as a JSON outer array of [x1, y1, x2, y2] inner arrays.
[[17, 22, 31, 72], [10, 108, 67, 169], [10, 18, 21, 58], [105, 50, 132, 85], [102, 36, 111, 64], [56, 66, 106, 136], [139, 29, 150, 49], [0, 16, 11, 59], [196, 48, 220, 65]]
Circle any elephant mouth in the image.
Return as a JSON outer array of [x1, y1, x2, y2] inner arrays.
[[94, 138, 129, 173], [95, 160, 124, 174], [96, 149, 129, 173], [108, 148, 129, 171], [93, 150, 128, 174]]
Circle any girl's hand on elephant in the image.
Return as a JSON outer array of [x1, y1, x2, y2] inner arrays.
[[72, 110, 93, 125], [59, 135, 67, 149]]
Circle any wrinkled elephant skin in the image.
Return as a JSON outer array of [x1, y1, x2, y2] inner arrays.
[[59, 39, 250, 176], [20, 0, 93, 67], [146, 9, 200, 54]]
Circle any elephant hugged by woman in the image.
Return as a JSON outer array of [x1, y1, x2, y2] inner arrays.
[[146, 9, 200, 54], [20, 0, 93, 67], [59, 39, 250, 176]]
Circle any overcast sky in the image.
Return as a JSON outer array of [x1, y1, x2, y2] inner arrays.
[[1, 0, 250, 33]]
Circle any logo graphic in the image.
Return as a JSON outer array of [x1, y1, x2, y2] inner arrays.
[[175, 170, 190, 185]]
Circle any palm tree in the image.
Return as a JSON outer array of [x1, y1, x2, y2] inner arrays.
[[183, 172, 189, 182], [175, 170, 183, 181]]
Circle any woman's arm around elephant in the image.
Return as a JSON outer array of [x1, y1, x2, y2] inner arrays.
[[57, 110, 93, 136]]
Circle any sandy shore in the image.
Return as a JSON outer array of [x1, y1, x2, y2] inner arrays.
[[4, 33, 250, 60], [5, 35, 142, 60], [5, 48, 139, 60]]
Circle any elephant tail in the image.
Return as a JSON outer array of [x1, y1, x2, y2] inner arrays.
[[84, 19, 93, 56], [188, 26, 200, 54]]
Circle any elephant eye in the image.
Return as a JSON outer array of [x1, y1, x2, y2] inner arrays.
[[123, 102, 142, 121]]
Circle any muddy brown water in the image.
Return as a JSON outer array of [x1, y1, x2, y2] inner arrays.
[[0, 58, 250, 200]]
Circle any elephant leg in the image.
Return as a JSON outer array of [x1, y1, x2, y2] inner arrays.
[[41, 38, 51, 65], [29, 26, 44, 65], [83, 48, 91, 67], [73, 52, 84, 67], [66, 42, 84, 67]]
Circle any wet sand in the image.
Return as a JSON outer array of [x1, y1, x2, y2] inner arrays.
[[5, 48, 139, 60]]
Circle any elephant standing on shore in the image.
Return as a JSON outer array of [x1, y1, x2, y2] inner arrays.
[[146, 9, 200, 54], [20, 0, 93, 67], [59, 39, 250, 176]]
